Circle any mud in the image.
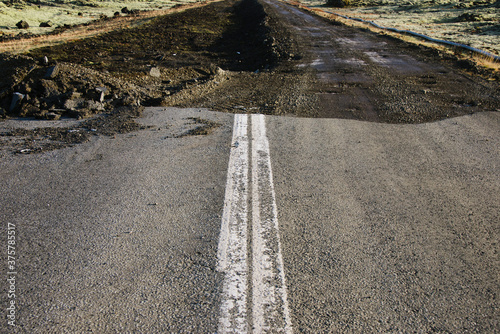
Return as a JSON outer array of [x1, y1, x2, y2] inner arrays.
[[0, 0, 499, 154], [175, 118, 222, 138], [0, 105, 144, 154]]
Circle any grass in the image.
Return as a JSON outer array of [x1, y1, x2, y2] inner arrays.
[[0, 1, 220, 54], [0, 0, 200, 36]]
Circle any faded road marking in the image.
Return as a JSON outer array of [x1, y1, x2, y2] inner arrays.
[[217, 114, 249, 333], [217, 114, 292, 333], [251, 114, 293, 333]]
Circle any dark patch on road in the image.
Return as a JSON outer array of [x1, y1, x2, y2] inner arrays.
[[1, 105, 144, 154], [176, 117, 222, 138]]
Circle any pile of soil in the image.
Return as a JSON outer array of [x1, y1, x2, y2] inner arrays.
[[0, 0, 290, 153], [0, 0, 278, 120]]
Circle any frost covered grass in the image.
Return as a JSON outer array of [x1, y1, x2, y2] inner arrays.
[[297, 0, 500, 56], [0, 0, 200, 36]]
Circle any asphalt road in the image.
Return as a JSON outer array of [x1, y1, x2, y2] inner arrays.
[[1, 108, 234, 333], [1, 0, 499, 332], [267, 112, 499, 332], [1, 107, 499, 333]]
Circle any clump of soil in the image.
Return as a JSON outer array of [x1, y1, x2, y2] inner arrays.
[[0, 105, 144, 154], [176, 117, 222, 138]]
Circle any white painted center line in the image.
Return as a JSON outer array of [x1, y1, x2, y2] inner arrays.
[[251, 114, 293, 334], [217, 114, 249, 333], [217, 114, 292, 333]]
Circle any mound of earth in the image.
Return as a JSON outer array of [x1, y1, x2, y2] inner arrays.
[[1, 0, 296, 153], [0, 0, 281, 120]]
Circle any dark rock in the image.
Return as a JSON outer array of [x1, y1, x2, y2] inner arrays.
[[114, 12, 120, 17], [10, 92, 25, 112], [41, 80, 60, 97], [121, 7, 130, 14], [326, 0, 349, 7], [44, 64, 60, 79], [86, 87, 107, 103], [40, 21, 52, 28], [45, 112, 61, 120], [20, 104, 40, 117], [16, 20, 29, 29]]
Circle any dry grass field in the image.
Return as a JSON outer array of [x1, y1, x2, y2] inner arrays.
[[0, 0, 199, 36], [298, 0, 500, 57]]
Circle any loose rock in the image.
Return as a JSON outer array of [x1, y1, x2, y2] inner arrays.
[[95, 87, 108, 102], [45, 112, 61, 120], [16, 20, 29, 29], [44, 65, 60, 79], [149, 67, 161, 78], [10, 92, 25, 112]]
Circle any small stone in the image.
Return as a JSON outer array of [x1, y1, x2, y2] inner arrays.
[[45, 112, 61, 120], [149, 67, 161, 78], [95, 87, 107, 102], [40, 21, 52, 28], [16, 20, 29, 29], [43, 56, 49, 65], [121, 7, 130, 14]]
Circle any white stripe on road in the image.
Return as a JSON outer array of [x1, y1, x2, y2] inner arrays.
[[217, 114, 292, 333], [251, 114, 293, 333], [217, 114, 249, 333]]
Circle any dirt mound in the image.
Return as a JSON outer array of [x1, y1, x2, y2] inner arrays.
[[0, 0, 285, 153], [1, 0, 278, 120]]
